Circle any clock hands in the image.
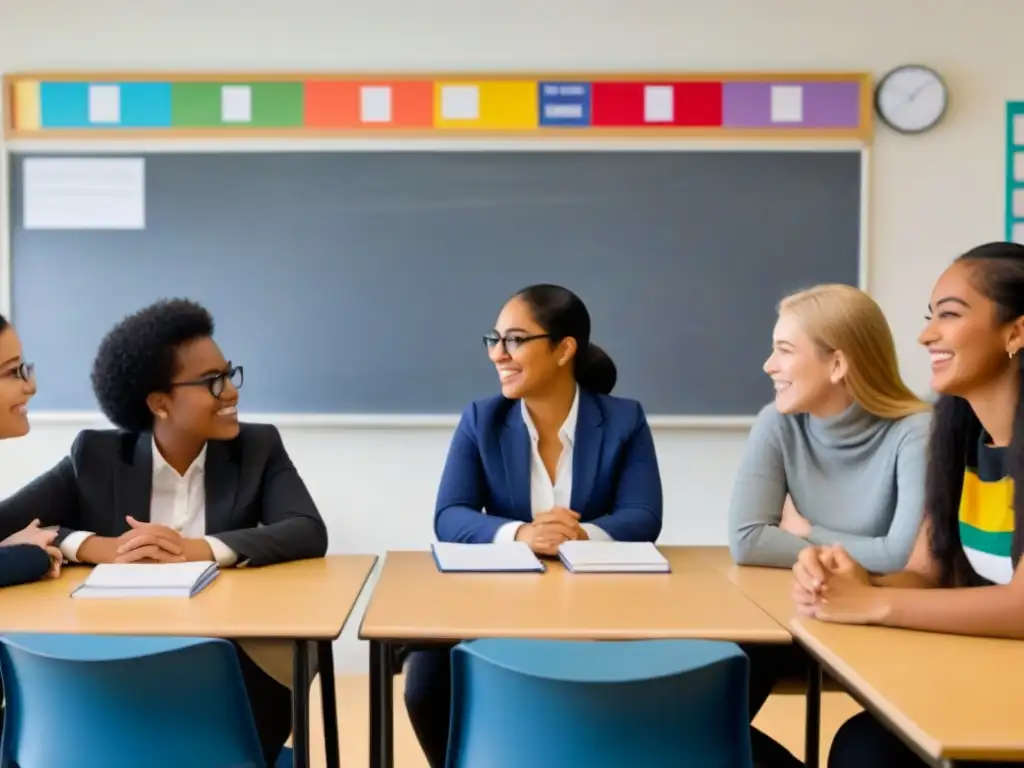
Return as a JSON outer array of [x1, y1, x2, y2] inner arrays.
[[906, 80, 933, 102]]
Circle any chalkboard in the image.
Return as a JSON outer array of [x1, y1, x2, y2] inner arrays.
[[8, 149, 862, 416]]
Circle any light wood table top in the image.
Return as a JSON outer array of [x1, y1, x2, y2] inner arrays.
[[0, 555, 377, 640], [792, 617, 1024, 763], [687, 545, 735, 573], [690, 546, 798, 626], [359, 548, 790, 643]]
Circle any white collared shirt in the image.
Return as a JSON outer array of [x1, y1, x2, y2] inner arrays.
[[493, 386, 612, 543], [60, 437, 238, 566]]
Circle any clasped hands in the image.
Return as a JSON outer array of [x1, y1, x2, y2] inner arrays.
[[515, 507, 588, 556], [81, 516, 213, 565], [791, 544, 889, 625]]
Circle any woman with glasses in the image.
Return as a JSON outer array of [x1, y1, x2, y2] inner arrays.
[[403, 283, 664, 768], [0, 298, 328, 766], [0, 313, 63, 586]]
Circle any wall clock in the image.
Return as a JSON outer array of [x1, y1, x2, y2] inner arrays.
[[874, 64, 949, 134]]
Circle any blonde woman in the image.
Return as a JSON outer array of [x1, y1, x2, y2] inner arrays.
[[729, 283, 931, 571], [727, 284, 931, 768]]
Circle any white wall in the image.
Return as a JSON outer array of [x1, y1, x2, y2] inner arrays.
[[0, 0, 1020, 672]]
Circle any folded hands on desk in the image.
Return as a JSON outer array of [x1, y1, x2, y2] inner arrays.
[[515, 507, 589, 556], [790, 544, 887, 625], [78, 516, 214, 565]]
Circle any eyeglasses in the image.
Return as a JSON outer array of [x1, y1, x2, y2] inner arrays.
[[169, 365, 243, 399], [4, 362, 34, 382], [483, 333, 551, 354]]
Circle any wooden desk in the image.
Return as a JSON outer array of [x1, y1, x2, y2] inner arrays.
[[793, 617, 1024, 767], [0, 555, 375, 638], [689, 547, 797, 621], [0, 555, 376, 768], [360, 547, 791, 768], [688, 544, 735, 572], [362, 548, 789, 643]]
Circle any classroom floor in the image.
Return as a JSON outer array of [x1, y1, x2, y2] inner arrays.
[[298, 675, 863, 767]]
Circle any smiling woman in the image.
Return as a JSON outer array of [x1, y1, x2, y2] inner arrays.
[[403, 283, 664, 768], [0, 298, 328, 765], [0, 314, 35, 439], [0, 313, 63, 588], [792, 243, 1024, 767], [729, 283, 931, 573], [0, 316, 74, 744], [727, 283, 932, 768]]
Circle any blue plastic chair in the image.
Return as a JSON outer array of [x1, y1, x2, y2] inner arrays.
[[446, 638, 754, 768], [0, 633, 266, 768]]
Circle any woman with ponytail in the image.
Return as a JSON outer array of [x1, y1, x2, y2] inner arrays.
[[791, 242, 1024, 767], [405, 284, 663, 767]]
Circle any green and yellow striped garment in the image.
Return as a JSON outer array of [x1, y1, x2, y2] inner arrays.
[[959, 432, 1015, 585]]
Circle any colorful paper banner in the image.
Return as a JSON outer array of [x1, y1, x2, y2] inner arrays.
[[4, 72, 871, 139]]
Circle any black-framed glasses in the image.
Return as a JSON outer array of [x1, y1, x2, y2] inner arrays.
[[169, 364, 243, 399], [483, 333, 551, 354], [4, 362, 34, 382]]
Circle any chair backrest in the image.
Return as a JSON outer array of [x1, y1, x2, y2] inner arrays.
[[447, 638, 753, 768], [0, 633, 265, 768]]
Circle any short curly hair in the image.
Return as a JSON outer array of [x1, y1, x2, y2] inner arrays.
[[91, 298, 214, 432]]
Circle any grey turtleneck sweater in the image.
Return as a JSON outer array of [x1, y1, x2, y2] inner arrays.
[[728, 401, 931, 572]]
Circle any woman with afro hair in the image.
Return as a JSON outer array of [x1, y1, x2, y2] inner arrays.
[[0, 298, 328, 765]]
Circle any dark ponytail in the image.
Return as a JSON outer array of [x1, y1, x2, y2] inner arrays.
[[928, 242, 1024, 585], [0, 314, 8, 333], [575, 342, 617, 396], [513, 284, 617, 395]]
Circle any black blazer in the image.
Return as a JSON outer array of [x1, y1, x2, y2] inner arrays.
[[0, 423, 328, 567]]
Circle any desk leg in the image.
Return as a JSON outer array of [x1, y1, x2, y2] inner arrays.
[[317, 640, 340, 768], [805, 658, 822, 768], [292, 641, 311, 768], [369, 640, 394, 768]]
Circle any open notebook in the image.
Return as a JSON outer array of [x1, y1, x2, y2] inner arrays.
[[71, 561, 220, 599], [557, 541, 671, 573], [431, 542, 545, 573]]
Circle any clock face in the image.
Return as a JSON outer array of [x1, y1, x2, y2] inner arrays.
[[875, 66, 948, 133]]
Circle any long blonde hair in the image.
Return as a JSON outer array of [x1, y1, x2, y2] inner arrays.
[[779, 284, 929, 420]]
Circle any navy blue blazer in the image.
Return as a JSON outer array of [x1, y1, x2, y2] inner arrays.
[[434, 389, 663, 544], [0, 545, 50, 587]]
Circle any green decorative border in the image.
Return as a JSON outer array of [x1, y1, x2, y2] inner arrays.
[[1007, 102, 1024, 242]]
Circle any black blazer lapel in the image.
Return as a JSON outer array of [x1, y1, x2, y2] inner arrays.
[[501, 402, 532, 520], [204, 440, 240, 535], [114, 433, 154, 535], [570, 390, 604, 514]]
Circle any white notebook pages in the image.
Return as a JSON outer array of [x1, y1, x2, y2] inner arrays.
[[557, 541, 671, 573], [431, 542, 545, 573], [71, 561, 220, 599]]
